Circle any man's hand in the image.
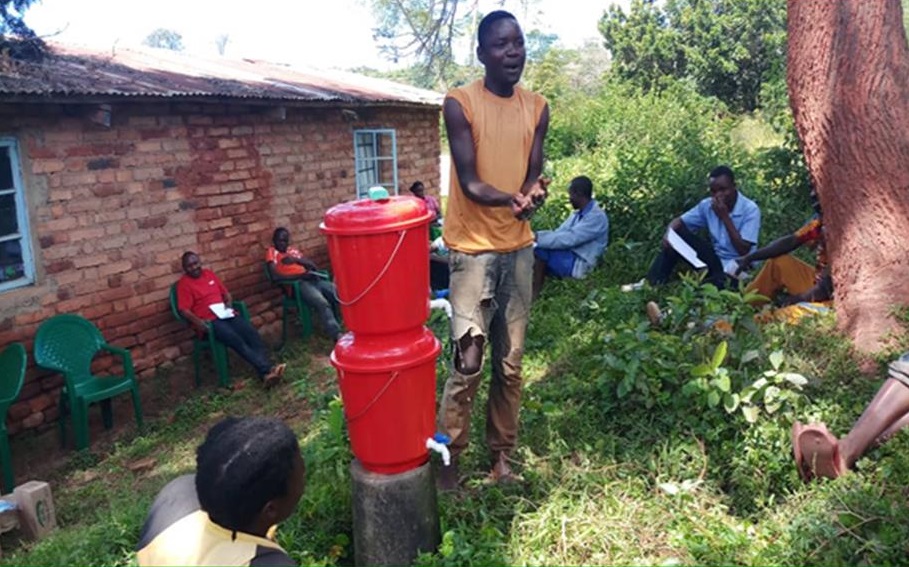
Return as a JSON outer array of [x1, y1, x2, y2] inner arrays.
[[528, 176, 550, 206], [511, 193, 533, 219], [734, 255, 752, 276], [711, 195, 730, 218]]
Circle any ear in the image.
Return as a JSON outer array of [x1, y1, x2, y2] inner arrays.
[[476, 45, 486, 65], [259, 499, 280, 526]]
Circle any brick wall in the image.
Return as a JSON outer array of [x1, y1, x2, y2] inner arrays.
[[0, 101, 441, 435]]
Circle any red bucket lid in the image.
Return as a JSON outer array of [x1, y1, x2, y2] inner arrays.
[[320, 195, 433, 236], [331, 327, 441, 372]]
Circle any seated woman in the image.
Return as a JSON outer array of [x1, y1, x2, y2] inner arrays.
[[409, 181, 443, 228]]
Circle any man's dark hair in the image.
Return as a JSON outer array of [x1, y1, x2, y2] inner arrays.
[[477, 10, 518, 49], [709, 165, 735, 185], [196, 416, 301, 532], [181, 251, 197, 264], [569, 176, 593, 200], [409, 181, 424, 193], [273, 227, 289, 240]]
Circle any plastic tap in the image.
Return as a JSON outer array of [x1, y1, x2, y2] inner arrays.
[[426, 433, 451, 466]]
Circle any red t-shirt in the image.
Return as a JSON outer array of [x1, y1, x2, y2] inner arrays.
[[265, 246, 307, 277], [176, 269, 228, 321]]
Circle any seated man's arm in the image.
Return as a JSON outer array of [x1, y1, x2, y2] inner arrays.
[[219, 284, 232, 307], [535, 210, 607, 250], [715, 199, 759, 256], [737, 233, 801, 272], [662, 217, 689, 249], [176, 285, 209, 335]]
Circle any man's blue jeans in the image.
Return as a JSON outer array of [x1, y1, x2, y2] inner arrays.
[[211, 317, 272, 378], [646, 224, 728, 289], [297, 279, 342, 339]]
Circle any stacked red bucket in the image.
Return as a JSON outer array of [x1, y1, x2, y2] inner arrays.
[[321, 192, 441, 475]]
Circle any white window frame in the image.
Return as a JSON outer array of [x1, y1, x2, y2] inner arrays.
[[354, 129, 398, 199], [0, 138, 35, 293]]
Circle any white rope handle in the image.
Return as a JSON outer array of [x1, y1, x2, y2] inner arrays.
[[335, 229, 408, 307]]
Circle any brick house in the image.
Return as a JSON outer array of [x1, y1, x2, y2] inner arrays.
[[0, 43, 442, 435]]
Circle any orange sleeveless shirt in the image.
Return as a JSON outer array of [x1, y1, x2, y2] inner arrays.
[[443, 80, 547, 253]]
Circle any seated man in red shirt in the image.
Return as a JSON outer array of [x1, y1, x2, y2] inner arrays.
[[177, 251, 285, 387], [265, 228, 341, 341]]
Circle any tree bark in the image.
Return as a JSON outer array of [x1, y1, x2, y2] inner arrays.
[[788, 0, 909, 352]]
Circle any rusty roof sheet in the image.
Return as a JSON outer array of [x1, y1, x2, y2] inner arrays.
[[0, 42, 443, 107]]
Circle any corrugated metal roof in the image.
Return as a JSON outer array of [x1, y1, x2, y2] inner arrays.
[[0, 42, 443, 107]]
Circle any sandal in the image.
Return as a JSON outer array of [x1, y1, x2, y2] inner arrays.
[[791, 421, 810, 482], [794, 422, 845, 481]]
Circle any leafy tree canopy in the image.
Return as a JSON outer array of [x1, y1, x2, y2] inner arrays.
[[369, 0, 542, 90], [599, 0, 787, 112], [0, 0, 46, 61]]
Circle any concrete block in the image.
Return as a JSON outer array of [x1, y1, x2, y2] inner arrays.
[[14, 481, 57, 540]]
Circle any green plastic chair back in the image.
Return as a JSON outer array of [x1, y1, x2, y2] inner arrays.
[[0, 343, 25, 492], [34, 314, 143, 451], [169, 283, 248, 388], [33, 315, 106, 378], [263, 262, 315, 348]]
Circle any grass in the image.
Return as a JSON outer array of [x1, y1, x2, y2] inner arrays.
[[3, 253, 909, 566]]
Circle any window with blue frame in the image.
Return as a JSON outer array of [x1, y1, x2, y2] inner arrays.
[[354, 129, 397, 198], [0, 139, 34, 293]]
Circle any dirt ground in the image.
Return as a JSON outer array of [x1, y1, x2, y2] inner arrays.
[[7, 335, 337, 491]]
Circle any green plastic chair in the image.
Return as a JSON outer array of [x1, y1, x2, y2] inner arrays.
[[34, 315, 143, 451], [0, 343, 25, 492], [169, 283, 250, 388], [263, 262, 323, 348]]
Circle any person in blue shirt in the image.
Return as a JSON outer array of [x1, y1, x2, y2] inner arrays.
[[532, 176, 609, 300], [644, 165, 761, 290]]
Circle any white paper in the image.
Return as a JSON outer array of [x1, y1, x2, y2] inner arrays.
[[208, 303, 235, 319], [666, 228, 707, 269]]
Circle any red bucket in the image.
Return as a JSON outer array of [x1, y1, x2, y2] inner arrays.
[[331, 327, 441, 474], [321, 196, 433, 335]]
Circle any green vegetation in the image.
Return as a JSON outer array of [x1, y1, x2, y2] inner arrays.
[[6, 2, 909, 565], [6, 257, 908, 565]]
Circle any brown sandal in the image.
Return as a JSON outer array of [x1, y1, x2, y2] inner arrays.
[[794, 422, 845, 481]]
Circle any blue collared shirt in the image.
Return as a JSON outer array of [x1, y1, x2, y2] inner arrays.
[[680, 192, 761, 272], [534, 200, 609, 278]]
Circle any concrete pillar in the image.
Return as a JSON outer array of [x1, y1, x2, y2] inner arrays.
[[351, 459, 440, 566]]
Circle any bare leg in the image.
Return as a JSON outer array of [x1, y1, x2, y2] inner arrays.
[[876, 411, 909, 444], [456, 333, 485, 375], [839, 378, 909, 468]]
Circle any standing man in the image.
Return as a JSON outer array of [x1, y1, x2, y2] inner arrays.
[[532, 175, 609, 300], [437, 10, 549, 490]]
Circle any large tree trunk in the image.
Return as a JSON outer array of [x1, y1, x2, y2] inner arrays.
[[788, 0, 909, 352]]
